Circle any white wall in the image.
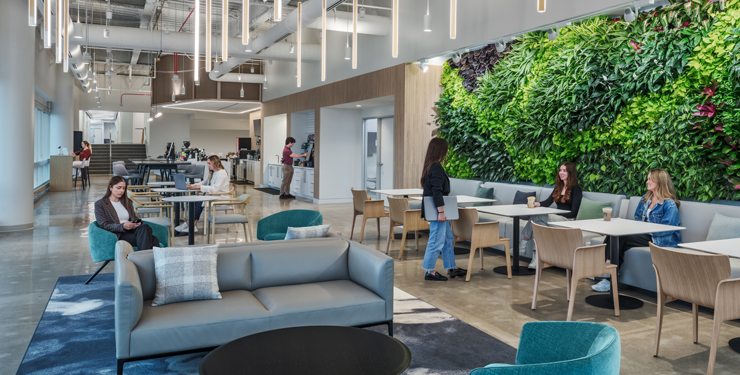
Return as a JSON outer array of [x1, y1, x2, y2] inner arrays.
[[360, 104, 394, 119], [146, 113, 191, 158], [189, 129, 249, 156], [119, 112, 134, 143], [264, 0, 630, 101], [263, 114, 288, 183], [318, 108, 363, 202]]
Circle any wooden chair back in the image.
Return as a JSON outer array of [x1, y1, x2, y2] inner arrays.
[[532, 223, 584, 270], [351, 188, 368, 213], [451, 208, 478, 242], [387, 197, 409, 224], [650, 243, 731, 308]]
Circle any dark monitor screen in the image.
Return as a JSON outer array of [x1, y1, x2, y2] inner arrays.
[[305, 143, 314, 162]]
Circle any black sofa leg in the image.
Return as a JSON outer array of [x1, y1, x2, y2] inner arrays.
[[85, 260, 110, 284], [117, 359, 125, 375], [388, 321, 394, 337]]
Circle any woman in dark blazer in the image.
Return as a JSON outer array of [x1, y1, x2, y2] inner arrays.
[[420, 138, 466, 281], [94, 176, 158, 250]]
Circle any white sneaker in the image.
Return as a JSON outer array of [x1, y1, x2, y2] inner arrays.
[[528, 253, 538, 270], [175, 223, 188, 233], [591, 279, 611, 292]]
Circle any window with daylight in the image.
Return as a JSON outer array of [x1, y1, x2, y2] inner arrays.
[[33, 106, 51, 189]]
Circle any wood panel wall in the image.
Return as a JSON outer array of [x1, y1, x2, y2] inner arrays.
[[261, 63, 443, 199]]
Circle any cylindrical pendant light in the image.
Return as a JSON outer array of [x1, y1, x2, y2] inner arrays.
[[352, 0, 357, 69], [206, 0, 212, 72], [450, 0, 457, 39], [274, 0, 282, 21], [56, 0, 63, 63], [43, 0, 51, 48], [63, 0, 69, 72], [297, 2, 302, 88], [222, 0, 228, 62], [242, 0, 249, 45], [537, 0, 546, 13], [195, 0, 200, 83], [423, 0, 431, 32], [321, 0, 326, 81], [392, 0, 398, 58], [29, 0, 37, 27]]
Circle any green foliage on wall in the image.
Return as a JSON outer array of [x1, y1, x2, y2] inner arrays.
[[435, 0, 740, 202]]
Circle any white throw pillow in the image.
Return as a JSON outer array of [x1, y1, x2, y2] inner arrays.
[[152, 245, 221, 307], [284, 225, 331, 240]]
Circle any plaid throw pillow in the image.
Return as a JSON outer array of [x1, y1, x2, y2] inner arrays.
[[284, 225, 331, 240], [151, 245, 221, 307]]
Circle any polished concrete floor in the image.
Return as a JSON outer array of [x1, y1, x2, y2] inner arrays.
[[1, 176, 739, 374]]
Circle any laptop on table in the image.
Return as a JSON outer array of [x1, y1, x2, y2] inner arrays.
[[173, 174, 201, 191]]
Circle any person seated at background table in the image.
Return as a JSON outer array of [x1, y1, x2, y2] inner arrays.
[[521, 162, 583, 270], [592, 168, 682, 292], [94, 176, 158, 250], [420, 137, 466, 281], [72, 141, 91, 177], [175, 155, 230, 234]]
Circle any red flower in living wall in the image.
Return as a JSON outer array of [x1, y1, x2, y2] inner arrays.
[[682, 21, 691, 28], [703, 82, 719, 97], [629, 41, 643, 52], [654, 26, 664, 32], [715, 122, 725, 132], [693, 102, 722, 117]]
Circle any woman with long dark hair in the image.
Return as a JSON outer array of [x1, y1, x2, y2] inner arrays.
[[94, 176, 158, 250], [420, 138, 466, 281], [521, 162, 583, 269]]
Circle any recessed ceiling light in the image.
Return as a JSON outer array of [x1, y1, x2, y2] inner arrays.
[[356, 104, 361, 107]]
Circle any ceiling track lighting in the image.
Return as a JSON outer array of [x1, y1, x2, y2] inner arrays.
[[495, 41, 506, 53], [29, 0, 37, 27], [537, 0, 546, 13], [418, 59, 428, 73], [274, 0, 282, 21], [424, 0, 431, 32], [206, 0, 212, 72], [242, 0, 250, 46], [321, 0, 327, 81], [624, 7, 636, 23], [392, 0, 398, 58], [297, 2, 302, 87], [222, 0, 228, 62], [450, 0, 457, 39], [547, 27, 558, 41], [352, 0, 358, 69], [194, 0, 200, 82]]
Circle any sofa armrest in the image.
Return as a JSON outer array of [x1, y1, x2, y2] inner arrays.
[[114, 241, 144, 360], [347, 240, 394, 321]]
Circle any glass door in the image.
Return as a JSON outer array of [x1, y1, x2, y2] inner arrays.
[[363, 117, 394, 200]]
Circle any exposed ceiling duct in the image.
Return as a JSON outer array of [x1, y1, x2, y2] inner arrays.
[[306, 11, 390, 36], [209, 73, 265, 83]]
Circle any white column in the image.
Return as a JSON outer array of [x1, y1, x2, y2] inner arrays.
[[0, 0, 35, 231], [50, 64, 75, 154]]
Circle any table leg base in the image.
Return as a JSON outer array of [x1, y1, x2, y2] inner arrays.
[[394, 233, 420, 240], [493, 266, 535, 276], [729, 338, 740, 354], [585, 294, 644, 310], [454, 247, 471, 255]]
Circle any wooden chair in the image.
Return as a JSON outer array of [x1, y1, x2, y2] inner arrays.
[[203, 185, 236, 236], [207, 194, 253, 244], [350, 188, 388, 243], [451, 207, 512, 281], [385, 197, 429, 259], [650, 243, 740, 375], [531, 223, 619, 321]]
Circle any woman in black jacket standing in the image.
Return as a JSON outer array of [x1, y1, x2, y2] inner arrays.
[[420, 138, 466, 281]]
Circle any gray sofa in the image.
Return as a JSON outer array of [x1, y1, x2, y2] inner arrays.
[[114, 237, 394, 374], [598, 197, 740, 292]]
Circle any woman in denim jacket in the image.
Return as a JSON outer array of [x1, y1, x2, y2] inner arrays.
[[592, 169, 682, 292]]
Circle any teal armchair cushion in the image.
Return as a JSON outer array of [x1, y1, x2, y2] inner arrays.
[[264, 233, 288, 241], [256, 210, 323, 241], [88, 221, 168, 263], [471, 322, 620, 375]]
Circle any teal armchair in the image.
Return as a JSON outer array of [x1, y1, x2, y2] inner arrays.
[[470, 322, 620, 375], [86, 221, 168, 284], [256, 210, 323, 241]]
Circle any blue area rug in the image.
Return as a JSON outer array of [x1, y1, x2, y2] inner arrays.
[[16, 273, 516, 374]]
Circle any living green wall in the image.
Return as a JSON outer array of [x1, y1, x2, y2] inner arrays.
[[436, 0, 740, 202]]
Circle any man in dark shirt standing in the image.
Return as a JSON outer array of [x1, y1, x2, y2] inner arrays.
[[281, 137, 307, 199]]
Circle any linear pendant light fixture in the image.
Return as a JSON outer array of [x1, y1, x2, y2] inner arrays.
[[538, 0, 546, 13], [194, 0, 200, 83], [222, 0, 228, 62], [274, 0, 282, 21], [63, 0, 69, 72], [206, 0, 212, 72], [43, 0, 51, 48], [321, 0, 326, 81], [56, 0, 63, 63], [392, 0, 398, 58], [242, 0, 249, 46], [29, 0, 37, 27], [297, 1, 302, 87], [352, 0, 357, 69], [423, 0, 431, 32], [450, 0, 457, 39]]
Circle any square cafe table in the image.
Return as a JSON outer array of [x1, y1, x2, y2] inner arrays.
[[371, 189, 424, 197], [679, 238, 740, 354], [550, 218, 686, 311], [410, 195, 496, 205], [476, 205, 570, 276]]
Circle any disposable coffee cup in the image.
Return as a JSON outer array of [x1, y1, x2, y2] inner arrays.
[[527, 196, 536, 208], [603, 207, 613, 221]]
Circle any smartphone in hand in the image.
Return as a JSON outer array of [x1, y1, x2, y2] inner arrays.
[[132, 219, 142, 224]]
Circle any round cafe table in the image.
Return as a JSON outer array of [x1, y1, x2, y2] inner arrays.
[[163, 195, 221, 245], [199, 326, 411, 375]]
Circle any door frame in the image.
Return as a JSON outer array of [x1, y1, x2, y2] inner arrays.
[[361, 116, 394, 197]]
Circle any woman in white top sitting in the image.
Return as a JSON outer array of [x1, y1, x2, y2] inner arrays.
[[175, 155, 231, 233]]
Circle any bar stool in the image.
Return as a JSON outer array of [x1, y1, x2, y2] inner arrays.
[[74, 158, 90, 189]]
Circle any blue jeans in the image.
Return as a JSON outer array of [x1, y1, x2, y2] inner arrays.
[[422, 221, 456, 272]]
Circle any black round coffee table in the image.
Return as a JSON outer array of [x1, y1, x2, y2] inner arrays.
[[199, 326, 412, 375]]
